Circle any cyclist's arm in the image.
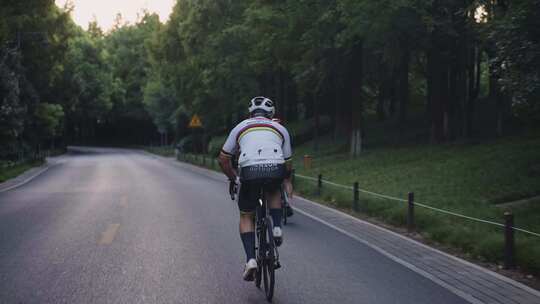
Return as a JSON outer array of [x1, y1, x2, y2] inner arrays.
[[282, 127, 293, 180], [281, 127, 294, 198], [219, 128, 239, 181], [218, 151, 237, 181]]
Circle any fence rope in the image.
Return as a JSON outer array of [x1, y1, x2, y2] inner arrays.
[[511, 227, 540, 238], [357, 188, 408, 202], [294, 173, 319, 182], [323, 180, 354, 191], [413, 202, 505, 228], [294, 172, 540, 237]]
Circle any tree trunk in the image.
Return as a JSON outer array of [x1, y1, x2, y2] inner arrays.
[[389, 69, 397, 117], [449, 59, 457, 140], [377, 86, 386, 121], [279, 68, 286, 121], [398, 47, 410, 126], [350, 128, 362, 156], [428, 44, 449, 142], [465, 46, 480, 138], [333, 93, 342, 141], [490, 73, 504, 137], [349, 42, 364, 157], [286, 80, 298, 121], [313, 93, 319, 152], [377, 65, 389, 122]]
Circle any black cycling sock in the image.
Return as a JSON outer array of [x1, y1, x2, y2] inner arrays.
[[270, 208, 282, 228], [240, 232, 256, 262]]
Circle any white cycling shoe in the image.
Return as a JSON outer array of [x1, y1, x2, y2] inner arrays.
[[273, 226, 283, 246], [243, 258, 258, 281]]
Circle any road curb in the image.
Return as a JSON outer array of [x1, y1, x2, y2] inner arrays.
[[0, 160, 54, 193]]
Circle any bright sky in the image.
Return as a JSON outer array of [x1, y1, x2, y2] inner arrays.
[[55, 0, 175, 31]]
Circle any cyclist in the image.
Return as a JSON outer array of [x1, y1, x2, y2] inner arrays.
[[272, 117, 294, 218], [218, 96, 293, 281]]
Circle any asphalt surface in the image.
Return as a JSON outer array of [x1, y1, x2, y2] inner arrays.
[[0, 148, 469, 304]]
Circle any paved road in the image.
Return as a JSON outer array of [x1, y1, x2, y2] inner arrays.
[[0, 148, 468, 304]]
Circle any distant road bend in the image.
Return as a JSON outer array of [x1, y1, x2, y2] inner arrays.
[[0, 147, 475, 303]]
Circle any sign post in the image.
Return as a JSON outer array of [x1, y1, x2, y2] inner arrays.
[[188, 114, 204, 153]]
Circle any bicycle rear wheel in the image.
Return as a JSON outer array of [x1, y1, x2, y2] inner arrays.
[[255, 231, 263, 288], [281, 188, 288, 226], [262, 217, 275, 302]]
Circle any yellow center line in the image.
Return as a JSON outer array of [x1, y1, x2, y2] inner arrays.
[[98, 224, 120, 245], [120, 195, 128, 208]]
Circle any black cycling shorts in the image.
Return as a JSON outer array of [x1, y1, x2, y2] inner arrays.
[[237, 164, 286, 213]]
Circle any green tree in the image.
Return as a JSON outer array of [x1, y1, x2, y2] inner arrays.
[[34, 102, 64, 141]]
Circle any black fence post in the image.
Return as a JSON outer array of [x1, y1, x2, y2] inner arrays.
[[317, 174, 322, 196], [353, 182, 359, 212], [504, 212, 515, 269], [407, 192, 415, 233]]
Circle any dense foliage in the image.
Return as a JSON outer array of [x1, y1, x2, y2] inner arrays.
[[1, 0, 539, 159]]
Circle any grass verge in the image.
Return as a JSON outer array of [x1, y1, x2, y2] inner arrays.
[[0, 160, 45, 183]]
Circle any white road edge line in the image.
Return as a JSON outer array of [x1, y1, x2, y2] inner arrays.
[[144, 152, 540, 300], [0, 163, 53, 193]]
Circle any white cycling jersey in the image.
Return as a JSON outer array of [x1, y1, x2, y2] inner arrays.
[[221, 117, 292, 167]]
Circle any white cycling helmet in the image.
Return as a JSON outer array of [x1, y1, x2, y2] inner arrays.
[[248, 96, 275, 118]]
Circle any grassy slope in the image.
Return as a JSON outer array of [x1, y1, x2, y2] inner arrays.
[[291, 133, 540, 274]]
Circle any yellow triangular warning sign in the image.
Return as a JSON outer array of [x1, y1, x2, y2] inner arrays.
[[188, 114, 203, 128]]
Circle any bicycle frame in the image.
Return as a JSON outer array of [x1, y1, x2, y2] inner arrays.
[[255, 186, 280, 265], [254, 184, 279, 301]]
